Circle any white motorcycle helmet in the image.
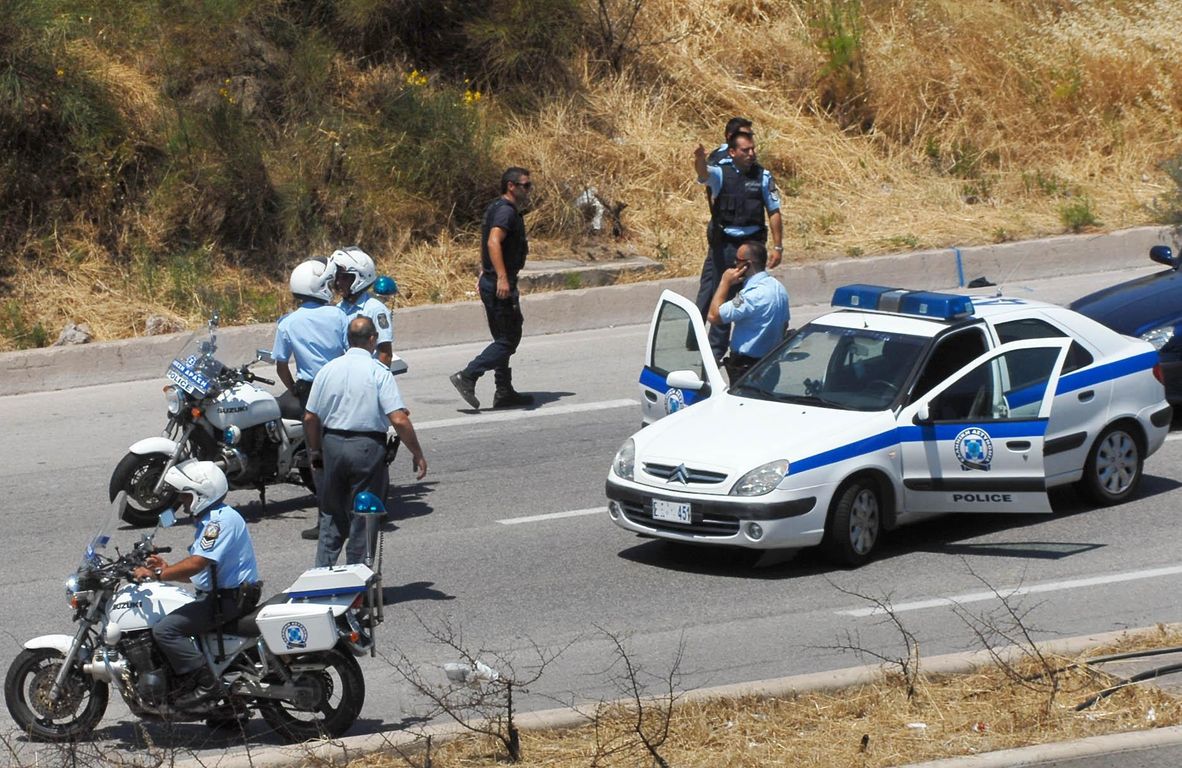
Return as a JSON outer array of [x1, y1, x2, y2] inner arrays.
[[290, 258, 335, 303], [163, 459, 229, 516], [329, 246, 377, 296]]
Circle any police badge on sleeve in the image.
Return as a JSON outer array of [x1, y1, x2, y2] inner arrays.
[[377, 312, 390, 330], [199, 523, 221, 551]]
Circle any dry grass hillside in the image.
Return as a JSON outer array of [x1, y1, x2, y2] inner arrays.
[[2, 0, 1181, 350]]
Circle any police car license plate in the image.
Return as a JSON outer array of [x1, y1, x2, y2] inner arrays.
[[652, 499, 691, 524]]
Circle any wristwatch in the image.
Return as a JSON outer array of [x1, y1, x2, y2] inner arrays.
[[773, 245, 784, 252], [154, 567, 164, 580]]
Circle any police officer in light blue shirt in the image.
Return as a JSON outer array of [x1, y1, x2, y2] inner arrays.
[[272, 259, 348, 416], [132, 460, 260, 708], [330, 247, 395, 368], [708, 241, 790, 381], [305, 316, 427, 567]]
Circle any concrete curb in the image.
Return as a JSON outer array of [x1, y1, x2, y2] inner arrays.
[[177, 624, 1182, 768], [2, 226, 1178, 397]]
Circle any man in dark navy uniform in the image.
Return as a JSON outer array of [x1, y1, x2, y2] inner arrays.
[[693, 131, 784, 362], [450, 167, 535, 410]]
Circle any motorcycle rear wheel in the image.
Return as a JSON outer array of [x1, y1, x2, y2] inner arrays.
[[5, 648, 109, 742], [109, 451, 178, 527], [258, 647, 364, 742]]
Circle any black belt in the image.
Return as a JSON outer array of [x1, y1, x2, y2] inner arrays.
[[201, 582, 262, 599], [325, 428, 387, 440]]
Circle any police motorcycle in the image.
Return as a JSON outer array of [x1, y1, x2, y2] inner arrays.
[[108, 306, 403, 527], [3, 494, 386, 742]]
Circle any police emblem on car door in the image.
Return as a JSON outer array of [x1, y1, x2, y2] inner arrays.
[[897, 338, 1071, 515], [639, 290, 726, 425]]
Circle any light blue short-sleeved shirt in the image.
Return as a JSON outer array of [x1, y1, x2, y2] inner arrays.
[[189, 503, 259, 592], [339, 293, 394, 349], [718, 270, 790, 358], [306, 347, 406, 432], [271, 302, 348, 382], [700, 161, 782, 239]]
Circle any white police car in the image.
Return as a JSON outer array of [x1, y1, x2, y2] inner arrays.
[[606, 285, 1172, 566]]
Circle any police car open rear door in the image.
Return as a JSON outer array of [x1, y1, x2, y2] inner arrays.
[[897, 338, 1071, 515], [639, 290, 726, 425]]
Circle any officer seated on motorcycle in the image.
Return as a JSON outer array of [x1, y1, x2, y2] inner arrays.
[[132, 460, 261, 708]]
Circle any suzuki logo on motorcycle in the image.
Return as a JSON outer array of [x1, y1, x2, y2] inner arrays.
[[112, 600, 142, 610], [669, 464, 690, 484], [218, 405, 248, 414], [281, 621, 308, 649]]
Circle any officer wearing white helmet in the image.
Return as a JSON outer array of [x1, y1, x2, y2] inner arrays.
[[272, 258, 348, 416], [132, 460, 260, 709], [329, 247, 394, 369]]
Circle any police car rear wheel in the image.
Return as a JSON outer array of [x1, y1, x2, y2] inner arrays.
[[824, 479, 882, 567], [1080, 423, 1143, 505]]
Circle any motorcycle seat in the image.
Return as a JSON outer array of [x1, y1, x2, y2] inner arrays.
[[276, 389, 304, 420], [222, 592, 289, 636]]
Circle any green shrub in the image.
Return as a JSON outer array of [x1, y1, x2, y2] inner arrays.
[[811, 0, 872, 131], [1060, 196, 1099, 232], [1150, 154, 1182, 225], [0, 300, 49, 350]]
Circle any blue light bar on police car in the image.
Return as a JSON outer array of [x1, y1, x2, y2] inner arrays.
[[831, 284, 974, 320]]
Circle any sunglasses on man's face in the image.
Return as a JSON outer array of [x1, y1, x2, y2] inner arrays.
[[513, 181, 532, 189]]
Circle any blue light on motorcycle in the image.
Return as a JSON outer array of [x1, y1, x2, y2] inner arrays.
[[374, 276, 398, 296], [353, 491, 385, 516], [224, 425, 242, 445]]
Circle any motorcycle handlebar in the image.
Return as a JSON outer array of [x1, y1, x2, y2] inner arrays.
[[254, 375, 276, 386], [155, 547, 172, 554]]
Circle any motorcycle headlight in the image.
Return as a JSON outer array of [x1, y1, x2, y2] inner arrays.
[[731, 459, 790, 496], [164, 385, 182, 415], [612, 439, 636, 481], [1141, 323, 1178, 351], [64, 575, 91, 609]]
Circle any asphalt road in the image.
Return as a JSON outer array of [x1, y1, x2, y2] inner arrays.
[[4, 268, 1182, 765]]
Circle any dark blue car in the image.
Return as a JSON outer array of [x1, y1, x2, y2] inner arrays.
[[1070, 245, 1182, 405]]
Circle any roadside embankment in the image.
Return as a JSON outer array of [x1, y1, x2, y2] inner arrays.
[[0, 226, 1176, 397]]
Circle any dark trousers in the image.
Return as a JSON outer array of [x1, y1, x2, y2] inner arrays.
[[315, 431, 389, 567], [152, 591, 243, 676], [464, 273, 524, 389], [723, 352, 761, 382], [695, 240, 744, 362]]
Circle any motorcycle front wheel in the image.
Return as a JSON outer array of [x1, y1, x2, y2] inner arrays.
[[5, 648, 109, 742], [258, 647, 365, 742], [109, 451, 178, 527]]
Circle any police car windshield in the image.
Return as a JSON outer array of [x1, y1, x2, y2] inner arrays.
[[732, 324, 927, 411]]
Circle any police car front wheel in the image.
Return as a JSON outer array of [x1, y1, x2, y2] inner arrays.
[[823, 478, 883, 568]]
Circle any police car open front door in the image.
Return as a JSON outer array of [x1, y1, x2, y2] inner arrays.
[[897, 338, 1071, 515], [639, 290, 726, 425]]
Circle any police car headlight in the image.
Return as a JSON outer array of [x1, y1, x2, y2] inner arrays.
[[731, 460, 789, 496], [1141, 323, 1177, 351], [164, 385, 182, 415], [612, 439, 636, 481]]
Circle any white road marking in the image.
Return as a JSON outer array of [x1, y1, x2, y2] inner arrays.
[[838, 565, 1182, 617], [497, 507, 604, 525], [416, 398, 637, 431], [1165, 433, 1182, 442]]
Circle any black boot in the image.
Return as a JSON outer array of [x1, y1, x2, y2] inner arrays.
[[175, 667, 220, 709], [300, 524, 320, 540], [449, 370, 480, 409], [493, 368, 534, 409]]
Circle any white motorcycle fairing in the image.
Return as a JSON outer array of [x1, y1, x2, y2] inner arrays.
[[206, 382, 282, 431]]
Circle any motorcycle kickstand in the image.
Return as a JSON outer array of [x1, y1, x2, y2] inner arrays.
[[256, 484, 266, 514]]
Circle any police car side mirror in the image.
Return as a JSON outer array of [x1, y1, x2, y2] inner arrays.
[[256, 349, 274, 364], [913, 403, 932, 425], [666, 369, 705, 392]]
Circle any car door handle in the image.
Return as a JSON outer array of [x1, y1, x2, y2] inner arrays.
[[1006, 440, 1032, 451], [1077, 390, 1094, 402], [644, 391, 658, 402]]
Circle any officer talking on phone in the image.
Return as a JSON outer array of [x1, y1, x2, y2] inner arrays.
[[707, 241, 790, 381]]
